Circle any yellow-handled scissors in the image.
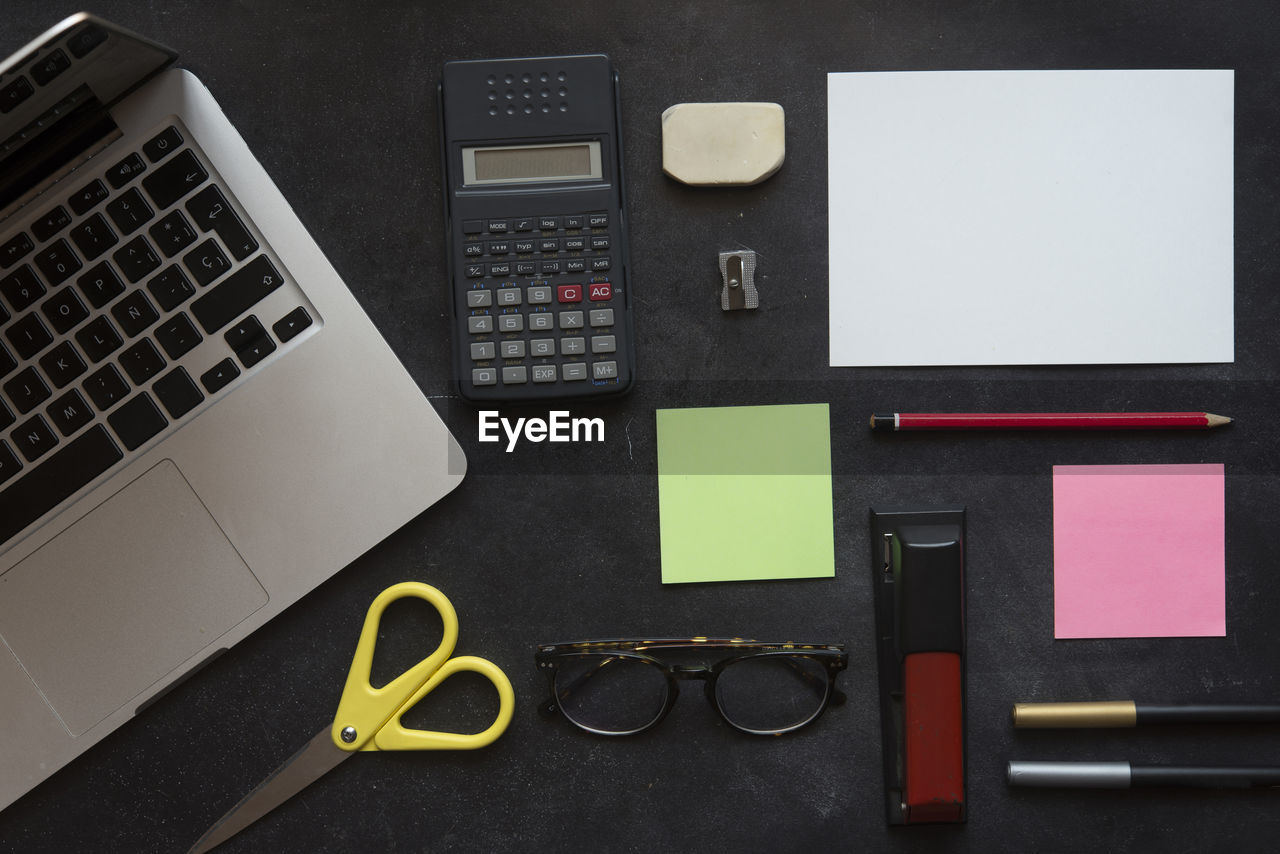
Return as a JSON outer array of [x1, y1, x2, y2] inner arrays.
[[189, 583, 514, 853]]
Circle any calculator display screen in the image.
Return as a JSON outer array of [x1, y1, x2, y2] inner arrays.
[[463, 141, 602, 186]]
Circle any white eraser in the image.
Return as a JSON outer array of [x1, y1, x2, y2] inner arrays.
[[661, 102, 785, 186]]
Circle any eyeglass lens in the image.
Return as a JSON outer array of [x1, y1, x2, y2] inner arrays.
[[715, 655, 830, 733], [553, 655, 669, 734]]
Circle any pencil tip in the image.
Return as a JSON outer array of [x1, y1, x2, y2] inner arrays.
[[1206, 413, 1232, 428]]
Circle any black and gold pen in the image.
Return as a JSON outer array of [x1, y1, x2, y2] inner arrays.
[[1012, 700, 1280, 728]]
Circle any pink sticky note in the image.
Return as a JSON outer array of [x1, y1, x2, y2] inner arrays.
[[1053, 463, 1225, 639]]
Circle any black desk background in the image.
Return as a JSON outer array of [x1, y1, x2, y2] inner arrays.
[[3, 2, 1279, 851]]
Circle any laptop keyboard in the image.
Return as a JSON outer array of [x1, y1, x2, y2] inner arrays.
[[0, 120, 316, 545]]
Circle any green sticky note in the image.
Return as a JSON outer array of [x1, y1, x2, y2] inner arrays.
[[656, 403, 834, 584]]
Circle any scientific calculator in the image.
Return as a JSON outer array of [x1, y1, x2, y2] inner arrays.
[[439, 54, 635, 402]]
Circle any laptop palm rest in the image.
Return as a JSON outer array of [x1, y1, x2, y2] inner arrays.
[[0, 460, 266, 735]]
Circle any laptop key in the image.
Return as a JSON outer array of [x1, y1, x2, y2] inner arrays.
[[153, 367, 204, 419], [32, 206, 71, 242], [0, 440, 18, 487], [200, 358, 240, 393], [83, 364, 130, 411], [272, 307, 312, 342], [33, 238, 82, 286], [1, 265, 44, 310], [105, 153, 146, 189], [183, 238, 230, 286], [111, 289, 160, 338], [224, 316, 277, 368], [191, 254, 284, 333], [1, 232, 33, 268], [69, 179, 110, 216], [69, 213, 119, 261], [119, 338, 166, 385], [0, 425, 123, 544], [185, 185, 258, 260], [146, 265, 196, 311], [11, 414, 57, 462], [41, 286, 89, 334], [143, 150, 209, 210], [107, 392, 167, 451], [4, 366, 50, 413], [47, 389, 94, 437], [149, 210, 198, 257], [105, 188, 155, 236], [155, 312, 202, 359], [113, 236, 161, 283], [77, 261, 126, 308], [0, 399, 12, 430], [6, 313, 54, 360], [38, 341, 87, 388], [76, 316, 124, 363], [143, 126, 183, 163], [0, 343, 15, 378]]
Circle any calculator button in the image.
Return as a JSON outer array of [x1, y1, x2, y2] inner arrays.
[[588, 283, 612, 301], [539, 238, 560, 252], [467, 315, 493, 333], [497, 314, 524, 332], [561, 363, 588, 381], [532, 365, 557, 383], [530, 339, 555, 357], [559, 311, 584, 330], [467, 289, 493, 308], [588, 213, 609, 228], [565, 259, 587, 273], [557, 284, 582, 303], [472, 367, 497, 386], [590, 257, 611, 272], [513, 218, 535, 231], [470, 342, 495, 360], [487, 240, 511, 254], [591, 335, 617, 354], [538, 216, 561, 230], [592, 361, 618, 380], [564, 215, 584, 229], [591, 235, 611, 250], [488, 262, 511, 276], [463, 242, 483, 257], [501, 366, 528, 384], [514, 240, 536, 253], [500, 340, 526, 358], [563, 236, 586, 252], [462, 220, 484, 234], [589, 308, 615, 327], [560, 337, 585, 355], [465, 263, 484, 278], [486, 219, 509, 233], [496, 287, 522, 306], [515, 262, 537, 276], [527, 286, 552, 304], [539, 260, 561, 274], [529, 312, 554, 331]]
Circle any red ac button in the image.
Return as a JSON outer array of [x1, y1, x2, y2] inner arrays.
[[557, 284, 582, 303], [589, 283, 612, 301]]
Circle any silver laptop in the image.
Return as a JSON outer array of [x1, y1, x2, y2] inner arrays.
[[0, 14, 465, 809]]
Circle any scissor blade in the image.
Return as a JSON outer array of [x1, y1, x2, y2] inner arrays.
[[187, 728, 352, 854]]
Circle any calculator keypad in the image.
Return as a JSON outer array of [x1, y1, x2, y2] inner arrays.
[[461, 210, 626, 394]]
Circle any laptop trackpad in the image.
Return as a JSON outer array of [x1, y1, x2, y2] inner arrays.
[[0, 460, 267, 735]]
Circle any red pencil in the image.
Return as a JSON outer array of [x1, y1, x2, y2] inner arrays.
[[869, 412, 1232, 431]]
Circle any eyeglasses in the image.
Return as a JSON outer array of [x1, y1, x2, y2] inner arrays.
[[535, 638, 847, 736]]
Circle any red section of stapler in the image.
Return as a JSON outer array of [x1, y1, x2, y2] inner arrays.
[[870, 507, 967, 825], [903, 651, 964, 822]]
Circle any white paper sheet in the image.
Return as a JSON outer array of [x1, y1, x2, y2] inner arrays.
[[827, 70, 1234, 366]]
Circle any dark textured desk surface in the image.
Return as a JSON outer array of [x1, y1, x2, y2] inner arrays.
[[4, 2, 1280, 852]]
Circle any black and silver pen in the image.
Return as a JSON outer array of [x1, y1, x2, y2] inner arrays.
[[1012, 700, 1280, 728], [1008, 761, 1280, 789]]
